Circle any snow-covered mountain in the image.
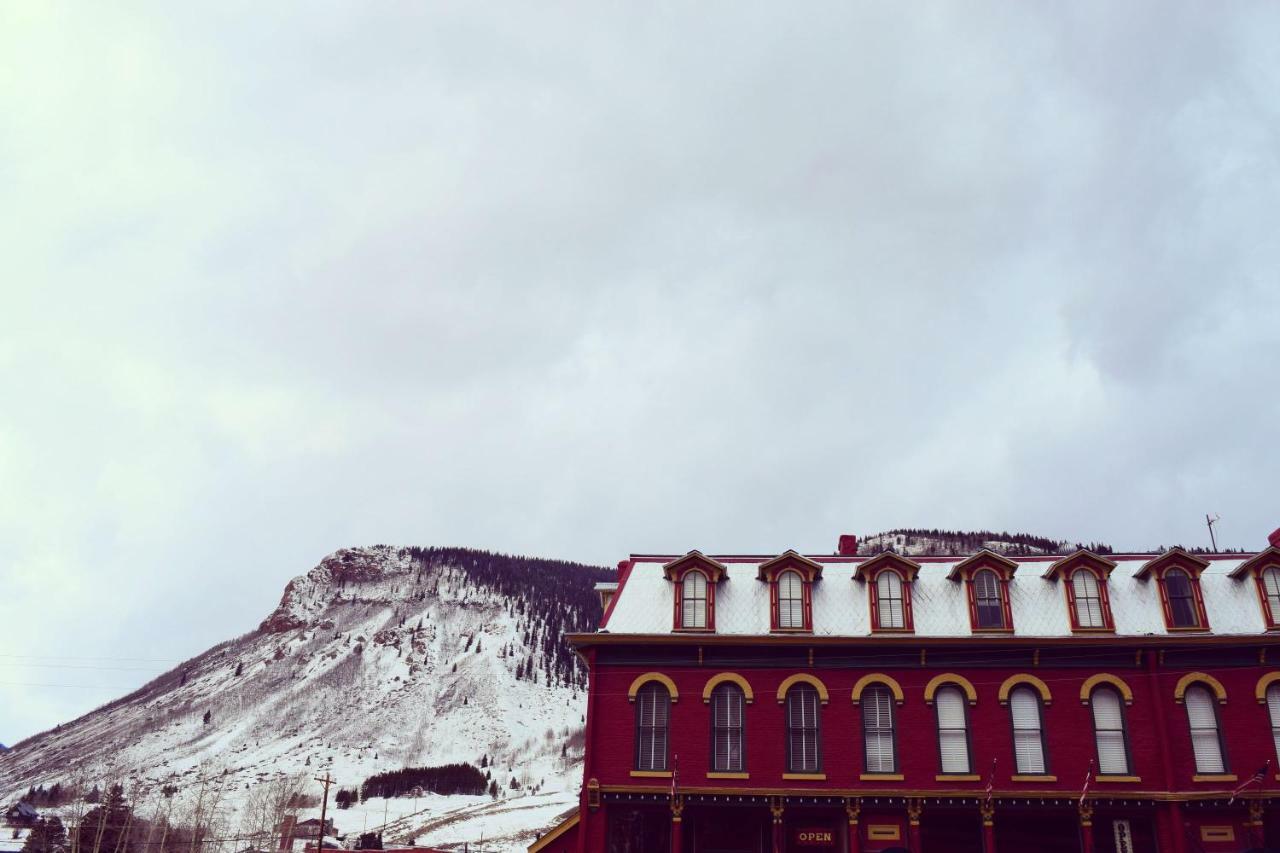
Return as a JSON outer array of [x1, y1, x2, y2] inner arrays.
[[856, 528, 1114, 557], [0, 546, 611, 852]]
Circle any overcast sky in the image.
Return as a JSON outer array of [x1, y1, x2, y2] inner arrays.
[[2, 2, 1279, 745]]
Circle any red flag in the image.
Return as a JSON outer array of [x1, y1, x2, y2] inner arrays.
[[1230, 761, 1270, 803]]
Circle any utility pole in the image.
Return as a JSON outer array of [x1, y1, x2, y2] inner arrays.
[[1206, 514, 1221, 552], [314, 772, 335, 853]]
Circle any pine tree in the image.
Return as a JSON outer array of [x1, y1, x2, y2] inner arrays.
[[21, 817, 67, 853], [76, 786, 133, 853]]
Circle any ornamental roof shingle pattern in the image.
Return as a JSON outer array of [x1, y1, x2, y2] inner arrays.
[[602, 555, 1262, 637]]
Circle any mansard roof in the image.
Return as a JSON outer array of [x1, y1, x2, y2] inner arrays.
[[598, 550, 1263, 639]]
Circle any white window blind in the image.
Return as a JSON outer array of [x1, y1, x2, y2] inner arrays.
[[786, 685, 820, 773], [862, 686, 896, 773], [635, 684, 669, 771], [1073, 571, 1105, 628], [778, 571, 804, 628], [1091, 688, 1129, 775], [974, 570, 1004, 629], [1184, 686, 1224, 773], [1264, 569, 1280, 621], [712, 684, 745, 772], [681, 571, 707, 629], [935, 686, 971, 774], [1268, 685, 1280, 763], [1010, 688, 1046, 774], [877, 571, 905, 629]]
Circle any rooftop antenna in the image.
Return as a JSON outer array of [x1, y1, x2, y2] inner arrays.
[[1206, 513, 1221, 552]]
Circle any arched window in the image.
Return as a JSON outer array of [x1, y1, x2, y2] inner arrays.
[[681, 571, 708, 629], [1184, 684, 1226, 773], [785, 684, 821, 773], [634, 682, 670, 771], [877, 571, 905, 629], [1073, 570, 1106, 629], [711, 683, 745, 772], [973, 569, 1004, 629], [1090, 687, 1130, 775], [1268, 684, 1280, 764], [935, 686, 972, 774], [1165, 568, 1199, 628], [1009, 687, 1047, 774], [862, 685, 896, 774], [777, 570, 804, 629], [1264, 568, 1280, 624]]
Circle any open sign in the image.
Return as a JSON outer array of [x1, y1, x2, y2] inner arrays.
[[794, 827, 836, 847]]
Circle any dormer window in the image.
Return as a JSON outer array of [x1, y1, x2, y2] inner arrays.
[[778, 571, 804, 629], [1043, 551, 1116, 633], [1137, 548, 1210, 632], [682, 571, 709, 629], [758, 550, 823, 633], [662, 551, 727, 633], [1228, 547, 1280, 630], [1072, 570, 1106, 628], [948, 550, 1017, 633], [856, 552, 920, 634], [877, 572, 905, 629]]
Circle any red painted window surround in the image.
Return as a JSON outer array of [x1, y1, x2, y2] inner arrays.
[[757, 551, 823, 633], [1228, 547, 1280, 630], [855, 552, 920, 634], [947, 551, 1017, 634], [1042, 551, 1117, 633], [662, 551, 727, 633], [1135, 548, 1211, 633]]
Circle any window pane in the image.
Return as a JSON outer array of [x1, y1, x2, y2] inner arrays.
[[862, 687, 896, 773], [974, 571, 1004, 628], [935, 687, 971, 773], [786, 685, 820, 773], [1268, 684, 1280, 764], [1091, 688, 1128, 775], [1166, 570, 1198, 628], [636, 684, 670, 771], [1010, 688, 1046, 774], [878, 572, 904, 629], [1185, 686, 1224, 773], [712, 685, 745, 772], [1073, 572, 1104, 628], [1265, 569, 1280, 622], [681, 572, 707, 629], [779, 571, 804, 629]]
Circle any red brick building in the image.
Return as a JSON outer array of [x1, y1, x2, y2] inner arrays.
[[531, 532, 1280, 853]]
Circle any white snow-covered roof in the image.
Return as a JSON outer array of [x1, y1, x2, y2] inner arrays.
[[601, 553, 1263, 638]]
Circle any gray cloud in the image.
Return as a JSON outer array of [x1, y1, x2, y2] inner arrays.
[[2, 1, 1279, 743]]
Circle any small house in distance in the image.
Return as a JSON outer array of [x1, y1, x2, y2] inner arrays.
[[2, 803, 38, 829]]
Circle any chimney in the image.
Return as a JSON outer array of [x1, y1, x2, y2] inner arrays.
[[837, 535, 859, 556], [1269, 528, 1280, 549]]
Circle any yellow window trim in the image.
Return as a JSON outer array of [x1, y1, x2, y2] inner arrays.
[[1095, 775, 1141, 783], [1011, 775, 1057, 782], [776, 673, 830, 704], [1256, 671, 1280, 704], [851, 673, 905, 705], [702, 672, 755, 704], [935, 774, 980, 781], [706, 772, 749, 779], [629, 770, 672, 778], [1174, 672, 1227, 704], [998, 674, 1053, 706], [1192, 774, 1237, 782], [782, 773, 827, 780], [1079, 673, 1134, 705], [923, 673, 978, 705], [627, 672, 679, 703], [859, 773, 904, 781]]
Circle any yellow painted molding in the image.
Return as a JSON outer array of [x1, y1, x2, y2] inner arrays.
[[776, 673, 830, 704], [782, 773, 827, 780], [1193, 774, 1238, 782], [627, 672, 679, 702], [1079, 673, 1134, 705], [924, 673, 978, 705], [1174, 672, 1227, 704], [1095, 775, 1141, 783], [998, 674, 1053, 706], [859, 773, 904, 781], [706, 772, 750, 779], [935, 774, 980, 781], [1011, 775, 1057, 782], [629, 770, 672, 778], [1256, 672, 1280, 704], [851, 673, 905, 705], [702, 672, 755, 704]]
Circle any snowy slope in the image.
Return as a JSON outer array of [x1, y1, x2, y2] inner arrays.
[[0, 546, 607, 852]]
